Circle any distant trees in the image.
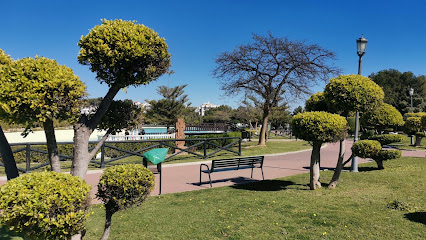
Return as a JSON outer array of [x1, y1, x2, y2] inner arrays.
[[145, 85, 190, 130], [203, 105, 234, 123], [369, 69, 426, 114], [213, 32, 339, 146], [72, 19, 171, 179]]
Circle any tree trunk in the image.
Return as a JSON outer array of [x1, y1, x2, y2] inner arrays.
[[70, 122, 92, 179], [100, 210, 113, 240], [71, 84, 121, 180], [0, 125, 19, 180], [42, 119, 61, 172], [376, 160, 384, 169], [258, 107, 270, 146], [328, 139, 345, 189], [310, 142, 322, 190], [415, 136, 423, 146]]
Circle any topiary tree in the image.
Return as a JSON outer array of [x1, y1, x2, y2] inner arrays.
[[97, 164, 155, 240], [0, 172, 91, 239], [323, 74, 384, 188], [305, 92, 329, 112], [291, 111, 347, 190], [0, 56, 86, 173], [368, 134, 404, 146], [404, 116, 424, 146], [361, 103, 404, 133], [71, 19, 171, 179], [352, 140, 401, 169]]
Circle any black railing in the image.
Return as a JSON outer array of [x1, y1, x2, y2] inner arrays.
[[0, 137, 242, 173]]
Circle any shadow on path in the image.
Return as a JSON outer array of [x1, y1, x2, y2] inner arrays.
[[404, 212, 426, 225]]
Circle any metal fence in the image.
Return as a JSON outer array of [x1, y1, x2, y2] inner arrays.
[[0, 137, 242, 173]]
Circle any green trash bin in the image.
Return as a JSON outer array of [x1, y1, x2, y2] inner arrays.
[[143, 148, 169, 195]]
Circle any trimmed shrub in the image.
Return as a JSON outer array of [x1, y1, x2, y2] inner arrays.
[[305, 92, 328, 112], [368, 134, 404, 146], [97, 164, 155, 213], [351, 140, 381, 159], [291, 111, 348, 144], [403, 112, 426, 120], [97, 164, 155, 240], [0, 172, 91, 239], [374, 150, 401, 162], [361, 103, 404, 132]]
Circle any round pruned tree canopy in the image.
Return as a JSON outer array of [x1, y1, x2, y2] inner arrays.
[[324, 74, 384, 115], [305, 92, 329, 112], [291, 111, 348, 144], [361, 103, 404, 131], [78, 19, 171, 88]]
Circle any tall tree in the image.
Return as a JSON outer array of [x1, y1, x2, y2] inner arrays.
[[145, 84, 190, 130], [0, 49, 19, 180], [203, 105, 234, 123], [213, 33, 339, 145], [72, 19, 170, 179], [369, 69, 426, 114], [0, 55, 85, 173], [323, 74, 384, 188]]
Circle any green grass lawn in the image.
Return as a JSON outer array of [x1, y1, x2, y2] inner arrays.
[[3, 156, 424, 239], [0, 140, 310, 176]]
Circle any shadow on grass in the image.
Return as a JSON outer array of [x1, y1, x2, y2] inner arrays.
[[0, 225, 24, 240], [231, 180, 299, 191], [404, 212, 426, 225], [342, 166, 381, 172]]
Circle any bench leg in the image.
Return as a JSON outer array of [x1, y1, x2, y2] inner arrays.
[[208, 172, 212, 187], [251, 167, 254, 178], [261, 168, 264, 180]]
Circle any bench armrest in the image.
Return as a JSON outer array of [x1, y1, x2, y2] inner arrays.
[[200, 163, 211, 173]]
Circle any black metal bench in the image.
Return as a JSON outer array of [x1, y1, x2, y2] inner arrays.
[[199, 156, 265, 187]]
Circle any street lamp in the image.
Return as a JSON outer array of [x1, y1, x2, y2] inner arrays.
[[409, 88, 414, 112], [351, 35, 368, 172], [409, 88, 415, 145]]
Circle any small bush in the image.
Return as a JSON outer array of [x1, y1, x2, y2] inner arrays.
[[368, 134, 404, 146], [0, 172, 91, 239], [97, 164, 155, 213], [351, 140, 381, 159], [373, 150, 402, 161]]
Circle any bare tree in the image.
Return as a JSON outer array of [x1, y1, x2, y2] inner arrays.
[[213, 33, 339, 145]]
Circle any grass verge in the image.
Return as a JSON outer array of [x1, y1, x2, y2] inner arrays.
[[3, 156, 424, 239]]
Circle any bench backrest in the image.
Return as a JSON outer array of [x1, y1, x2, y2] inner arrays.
[[211, 156, 264, 172]]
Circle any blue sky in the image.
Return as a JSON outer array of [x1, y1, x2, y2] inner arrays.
[[1, 0, 425, 110]]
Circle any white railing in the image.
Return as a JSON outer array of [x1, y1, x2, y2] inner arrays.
[[99, 133, 176, 141]]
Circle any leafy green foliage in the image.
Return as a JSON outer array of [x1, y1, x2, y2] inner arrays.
[[97, 99, 142, 134], [324, 74, 384, 115], [203, 105, 234, 123], [361, 103, 404, 131], [0, 172, 91, 239], [403, 117, 422, 134], [305, 92, 328, 112], [351, 140, 382, 159], [78, 19, 171, 88], [352, 140, 401, 169], [368, 134, 404, 146], [291, 111, 348, 144], [374, 150, 401, 162], [369, 69, 426, 114], [145, 85, 190, 126], [0, 56, 85, 132], [97, 164, 155, 214], [0, 49, 12, 65]]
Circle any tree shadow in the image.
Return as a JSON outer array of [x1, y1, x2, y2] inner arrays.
[[404, 212, 426, 225], [342, 166, 380, 172], [231, 180, 299, 191]]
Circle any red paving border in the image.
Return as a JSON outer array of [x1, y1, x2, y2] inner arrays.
[[1, 140, 424, 204]]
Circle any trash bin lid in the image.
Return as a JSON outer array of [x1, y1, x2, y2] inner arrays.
[[143, 148, 169, 164]]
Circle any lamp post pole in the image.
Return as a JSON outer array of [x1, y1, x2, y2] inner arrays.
[[409, 88, 414, 145], [351, 35, 368, 172]]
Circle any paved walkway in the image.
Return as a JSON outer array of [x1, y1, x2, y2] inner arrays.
[[1, 140, 424, 204]]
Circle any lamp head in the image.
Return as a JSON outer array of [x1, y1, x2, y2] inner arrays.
[[356, 35, 368, 57]]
